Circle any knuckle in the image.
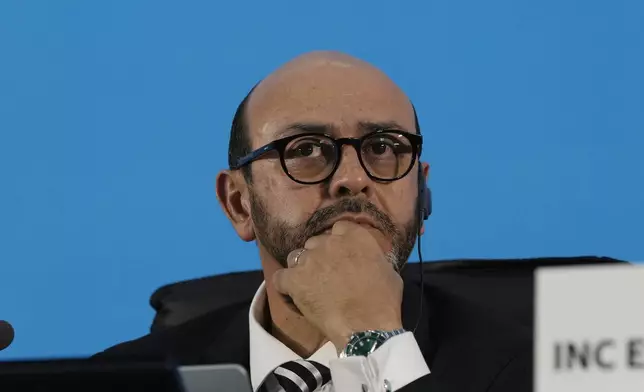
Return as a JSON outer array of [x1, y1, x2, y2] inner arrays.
[[331, 220, 352, 234], [335, 220, 350, 228]]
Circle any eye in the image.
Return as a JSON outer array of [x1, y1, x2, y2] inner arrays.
[[285, 139, 328, 159], [364, 137, 399, 156], [370, 141, 392, 155]]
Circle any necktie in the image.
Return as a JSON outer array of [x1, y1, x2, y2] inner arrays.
[[260, 360, 332, 392]]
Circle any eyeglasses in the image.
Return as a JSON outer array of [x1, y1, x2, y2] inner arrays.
[[230, 129, 423, 185]]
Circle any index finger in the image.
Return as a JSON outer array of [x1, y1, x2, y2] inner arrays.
[[330, 220, 363, 235]]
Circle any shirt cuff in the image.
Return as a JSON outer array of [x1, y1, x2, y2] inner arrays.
[[328, 332, 430, 392]]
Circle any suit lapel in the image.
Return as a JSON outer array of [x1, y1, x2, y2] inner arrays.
[[193, 301, 252, 370], [401, 274, 433, 362]]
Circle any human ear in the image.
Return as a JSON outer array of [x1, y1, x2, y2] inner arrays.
[[215, 170, 255, 242], [419, 162, 430, 236]]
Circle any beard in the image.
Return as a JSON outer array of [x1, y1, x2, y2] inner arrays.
[[249, 190, 420, 272]]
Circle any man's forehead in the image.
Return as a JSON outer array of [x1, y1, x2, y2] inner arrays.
[[245, 53, 416, 146]]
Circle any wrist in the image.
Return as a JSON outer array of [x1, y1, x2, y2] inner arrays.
[[327, 322, 353, 351], [327, 318, 404, 353]]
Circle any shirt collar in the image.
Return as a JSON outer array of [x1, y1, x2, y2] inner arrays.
[[249, 281, 338, 391]]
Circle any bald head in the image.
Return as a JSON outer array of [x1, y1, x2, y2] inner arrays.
[[260, 50, 375, 80], [228, 51, 419, 176], [250, 51, 404, 105]]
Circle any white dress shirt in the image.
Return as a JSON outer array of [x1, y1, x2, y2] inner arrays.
[[249, 282, 431, 392]]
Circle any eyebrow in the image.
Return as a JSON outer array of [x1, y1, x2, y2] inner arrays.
[[274, 120, 411, 139], [357, 121, 410, 134], [274, 122, 336, 139]]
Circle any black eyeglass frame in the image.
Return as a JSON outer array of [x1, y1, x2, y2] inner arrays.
[[230, 129, 424, 185]]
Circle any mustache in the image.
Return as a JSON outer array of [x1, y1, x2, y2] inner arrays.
[[303, 198, 398, 238]]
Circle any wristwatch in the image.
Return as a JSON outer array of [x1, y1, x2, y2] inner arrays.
[[339, 328, 406, 358]]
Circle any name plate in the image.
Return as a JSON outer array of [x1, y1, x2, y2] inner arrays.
[[535, 264, 644, 392]]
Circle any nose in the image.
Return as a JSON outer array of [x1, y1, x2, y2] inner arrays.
[[327, 146, 372, 198]]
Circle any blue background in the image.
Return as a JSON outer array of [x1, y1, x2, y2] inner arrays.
[[1, 0, 642, 360]]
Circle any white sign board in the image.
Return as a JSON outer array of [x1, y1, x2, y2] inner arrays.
[[535, 264, 644, 392]]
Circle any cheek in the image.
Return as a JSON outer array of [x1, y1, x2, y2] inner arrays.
[[256, 167, 321, 224], [274, 193, 321, 225], [383, 186, 417, 225]]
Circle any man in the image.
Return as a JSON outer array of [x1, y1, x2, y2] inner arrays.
[[95, 51, 531, 391]]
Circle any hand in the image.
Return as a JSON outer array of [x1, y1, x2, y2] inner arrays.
[[272, 220, 404, 351]]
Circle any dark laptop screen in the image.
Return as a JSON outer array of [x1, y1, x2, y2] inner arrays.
[[0, 358, 185, 392]]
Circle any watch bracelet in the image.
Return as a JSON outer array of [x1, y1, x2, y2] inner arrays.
[[340, 328, 407, 358]]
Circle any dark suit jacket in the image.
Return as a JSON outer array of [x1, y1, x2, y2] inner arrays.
[[94, 256, 624, 392]]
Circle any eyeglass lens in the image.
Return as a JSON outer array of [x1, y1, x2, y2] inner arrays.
[[282, 131, 414, 182]]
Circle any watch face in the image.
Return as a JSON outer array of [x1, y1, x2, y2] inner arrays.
[[345, 331, 387, 357]]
